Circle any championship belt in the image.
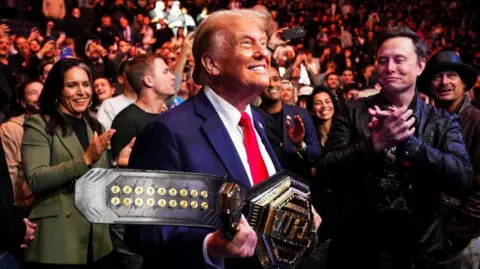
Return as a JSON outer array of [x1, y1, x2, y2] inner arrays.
[[75, 169, 316, 269]]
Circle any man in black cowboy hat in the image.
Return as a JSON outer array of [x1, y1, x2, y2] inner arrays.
[[419, 50, 480, 268]]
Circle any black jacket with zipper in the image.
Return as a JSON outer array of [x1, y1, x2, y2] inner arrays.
[[318, 91, 473, 268]]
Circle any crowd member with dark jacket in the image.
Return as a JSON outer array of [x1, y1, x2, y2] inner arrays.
[[320, 26, 473, 269], [255, 66, 321, 180], [418, 51, 480, 267]]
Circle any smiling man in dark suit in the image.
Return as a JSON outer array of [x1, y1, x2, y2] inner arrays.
[[255, 65, 321, 179], [125, 9, 320, 269]]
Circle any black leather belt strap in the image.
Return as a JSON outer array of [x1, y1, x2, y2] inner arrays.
[[75, 169, 241, 229]]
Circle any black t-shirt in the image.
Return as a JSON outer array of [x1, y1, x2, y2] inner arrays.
[[110, 104, 159, 160], [362, 97, 419, 253], [255, 107, 284, 165]]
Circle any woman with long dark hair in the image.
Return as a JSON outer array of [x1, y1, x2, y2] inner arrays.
[[21, 58, 114, 268], [306, 86, 338, 147], [307, 86, 338, 245]]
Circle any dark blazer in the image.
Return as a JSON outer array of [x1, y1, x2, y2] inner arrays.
[[0, 135, 25, 253], [117, 26, 142, 46], [255, 104, 321, 179], [125, 90, 282, 269]]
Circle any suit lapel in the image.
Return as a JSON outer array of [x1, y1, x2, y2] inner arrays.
[[56, 129, 85, 160], [55, 113, 97, 165], [252, 111, 282, 172], [195, 91, 251, 187]]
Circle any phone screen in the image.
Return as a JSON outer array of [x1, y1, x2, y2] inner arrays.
[[60, 47, 73, 59]]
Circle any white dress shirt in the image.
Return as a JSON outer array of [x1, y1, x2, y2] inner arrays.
[[202, 86, 277, 268], [204, 86, 277, 185]]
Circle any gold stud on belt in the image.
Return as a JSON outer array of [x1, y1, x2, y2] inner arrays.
[[190, 190, 198, 197], [158, 188, 166, 195], [135, 198, 143, 207], [123, 186, 132, 194], [180, 189, 188, 197], [111, 185, 120, 194], [146, 198, 155, 206], [111, 197, 120, 205], [123, 197, 132, 206], [135, 187, 143, 194], [146, 187, 155, 195]]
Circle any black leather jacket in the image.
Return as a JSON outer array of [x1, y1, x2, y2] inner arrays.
[[319, 92, 473, 266]]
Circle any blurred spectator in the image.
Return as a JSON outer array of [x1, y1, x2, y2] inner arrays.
[[96, 14, 117, 48], [166, 1, 184, 36], [22, 58, 113, 267], [97, 60, 136, 130], [307, 86, 336, 148], [281, 80, 296, 106], [38, 60, 54, 84], [117, 16, 141, 46], [83, 41, 117, 81], [341, 68, 355, 85], [140, 16, 155, 51], [42, 0, 66, 20], [342, 82, 361, 102], [0, 79, 42, 213], [65, 7, 88, 58], [324, 72, 341, 96], [297, 85, 313, 109], [110, 0, 133, 23], [92, 76, 115, 115]]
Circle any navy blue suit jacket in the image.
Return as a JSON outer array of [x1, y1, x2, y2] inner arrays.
[[125, 90, 281, 269], [255, 104, 321, 179]]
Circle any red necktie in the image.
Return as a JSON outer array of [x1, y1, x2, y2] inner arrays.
[[239, 112, 269, 185]]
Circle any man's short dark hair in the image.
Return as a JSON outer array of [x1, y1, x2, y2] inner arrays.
[[325, 72, 339, 81], [125, 54, 159, 94], [376, 25, 427, 62], [342, 68, 353, 74]]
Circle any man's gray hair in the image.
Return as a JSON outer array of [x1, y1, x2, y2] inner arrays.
[[192, 9, 271, 85]]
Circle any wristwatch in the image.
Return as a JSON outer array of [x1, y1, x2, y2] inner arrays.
[[296, 142, 307, 159]]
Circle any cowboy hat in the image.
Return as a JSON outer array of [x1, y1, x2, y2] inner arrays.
[[418, 50, 477, 94]]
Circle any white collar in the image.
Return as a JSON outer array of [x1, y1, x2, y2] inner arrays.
[[203, 85, 254, 128]]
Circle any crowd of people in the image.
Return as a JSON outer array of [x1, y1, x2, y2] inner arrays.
[[0, 0, 479, 269]]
